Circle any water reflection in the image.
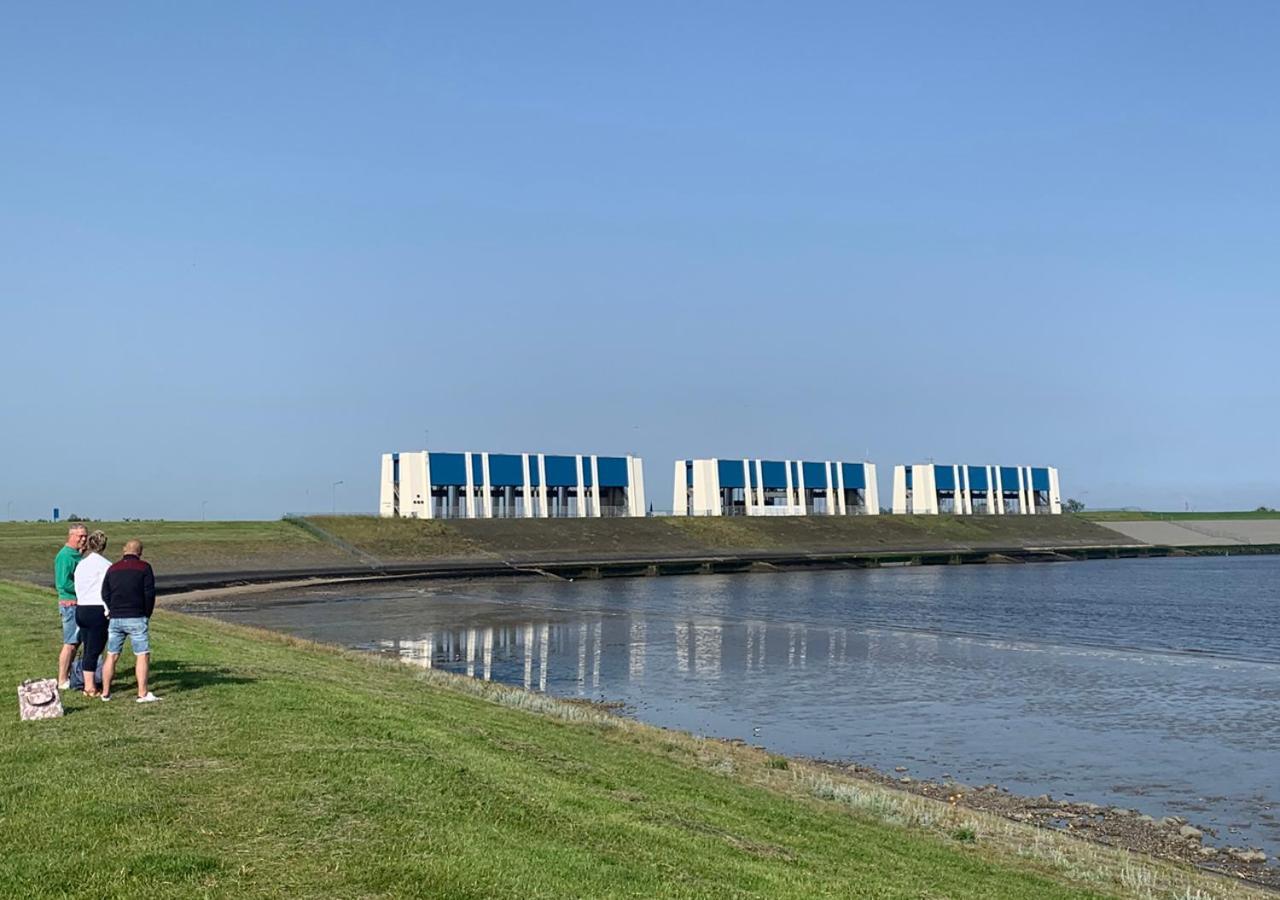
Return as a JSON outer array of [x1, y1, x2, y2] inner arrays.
[[374, 616, 967, 695]]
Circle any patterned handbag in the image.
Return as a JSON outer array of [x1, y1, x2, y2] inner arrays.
[[18, 679, 64, 721]]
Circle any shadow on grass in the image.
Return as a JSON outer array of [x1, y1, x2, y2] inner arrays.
[[145, 660, 255, 695]]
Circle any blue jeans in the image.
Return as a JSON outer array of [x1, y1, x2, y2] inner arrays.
[[59, 604, 80, 645], [107, 617, 151, 655]]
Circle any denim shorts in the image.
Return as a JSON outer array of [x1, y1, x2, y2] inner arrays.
[[106, 617, 151, 655], [60, 604, 80, 645]]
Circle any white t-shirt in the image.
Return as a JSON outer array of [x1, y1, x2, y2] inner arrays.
[[72, 552, 111, 608]]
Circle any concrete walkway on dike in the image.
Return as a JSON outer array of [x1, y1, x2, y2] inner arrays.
[[1097, 519, 1280, 547]]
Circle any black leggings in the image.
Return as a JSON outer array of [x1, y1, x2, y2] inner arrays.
[[75, 606, 108, 675]]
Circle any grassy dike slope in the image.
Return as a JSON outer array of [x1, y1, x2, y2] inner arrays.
[[309, 514, 1130, 565], [0, 520, 350, 584], [0, 581, 1124, 900]]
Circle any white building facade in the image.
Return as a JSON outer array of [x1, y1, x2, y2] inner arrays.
[[380, 450, 646, 519], [673, 458, 879, 517], [891, 464, 1061, 515]]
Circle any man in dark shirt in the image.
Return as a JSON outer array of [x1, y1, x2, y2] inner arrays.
[[100, 539, 160, 703]]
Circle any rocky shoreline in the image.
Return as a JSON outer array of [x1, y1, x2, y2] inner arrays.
[[810, 757, 1278, 890]]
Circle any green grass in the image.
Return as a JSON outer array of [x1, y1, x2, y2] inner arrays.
[[0, 579, 1139, 899], [1082, 510, 1280, 521], [0, 520, 349, 583]]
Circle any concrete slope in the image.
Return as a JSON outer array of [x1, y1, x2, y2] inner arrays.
[[1097, 520, 1280, 546]]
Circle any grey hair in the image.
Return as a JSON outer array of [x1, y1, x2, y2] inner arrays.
[[67, 523, 88, 535], [85, 530, 108, 554]]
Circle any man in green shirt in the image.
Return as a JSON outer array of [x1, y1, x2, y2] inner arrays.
[[54, 524, 87, 689]]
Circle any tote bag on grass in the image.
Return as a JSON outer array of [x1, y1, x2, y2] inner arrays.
[[18, 679, 63, 721]]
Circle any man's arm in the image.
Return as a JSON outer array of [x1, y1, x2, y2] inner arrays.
[[101, 570, 113, 615], [143, 564, 156, 618]]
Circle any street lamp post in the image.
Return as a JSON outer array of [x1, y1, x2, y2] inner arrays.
[[332, 480, 344, 515]]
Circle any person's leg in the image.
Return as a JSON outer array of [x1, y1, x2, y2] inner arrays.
[[129, 620, 158, 701], [135, 652, 149, 698], [58, 643, 76, 686], [80, 610, 107, 696], [102, 618, 124, 699], [101, 653, 118, 697], [58, 606, 80, 686]]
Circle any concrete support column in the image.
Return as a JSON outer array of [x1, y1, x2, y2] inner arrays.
[[521, 454, 533, 518], [754, 460, 765, 510], [891, 465, 908, 514], [672, 460, 688, 516], [589, 455, 602, 517], [741, 459, 754, 515], [538, 456, 549, 518], [480, 452, 492, 518], [834, 462, 847, 515], [1049, 467, 1062, 514], [379, 454, 395, 517], [575, 456, 587, 518], [865, 463, 879, 515]]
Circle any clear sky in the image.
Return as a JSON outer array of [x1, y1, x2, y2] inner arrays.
[[3, 2, 1277, 520]]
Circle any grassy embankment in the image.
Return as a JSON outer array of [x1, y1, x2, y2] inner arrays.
[[1, 580, 1255, 900], [1082, 510, 1280, 522], [0, 515, 1134, 585], [0, 520, 350, 584], [306, 513, 1130, 565]]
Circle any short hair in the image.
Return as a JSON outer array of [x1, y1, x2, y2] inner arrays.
[[85, 531, 108, 554], [68, 523, 88, 535], [122, 539, 144, 556]]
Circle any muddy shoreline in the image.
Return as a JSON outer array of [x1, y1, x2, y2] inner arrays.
[[801, 754, 1278, 890]]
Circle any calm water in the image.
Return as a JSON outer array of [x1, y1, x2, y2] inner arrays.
[[189, 556, 1280, 854]]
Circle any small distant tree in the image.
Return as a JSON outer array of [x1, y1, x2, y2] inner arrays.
[[1064, 498, 1086, 513], [1257, 506, 1277, 513]]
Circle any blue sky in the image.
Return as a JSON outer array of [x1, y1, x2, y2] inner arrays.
[[2, 2, 1277, 519]]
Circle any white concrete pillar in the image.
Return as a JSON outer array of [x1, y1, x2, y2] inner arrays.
[[865, 463, 880, 515], [627, 456, 646, 517], [986, 466, 996, 516], [379, 454, 395, 517], [693, 459, 721, 515], [672, 460, 688, 516], [1049, 467, 1062, 514], [754, 460, 765, 509], [575, 455, 587, 518], [741, 459, 754, 515], [463, 451, 476, 519], [589, 455, 602, 517], [1018, 466, 1030, 514], [891, 465, 908, 514], [916, 465, 939, 514], [537, 455, 549, 517], [521, 453, 533, 518], [480, 452, 492, 518], [784, 461, 794, 514], [794, 461, 806, 515], [834, 462, 847, 515]]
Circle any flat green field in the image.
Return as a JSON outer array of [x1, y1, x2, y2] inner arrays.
[[0, 520, 349, 583], [1, 580, 1242, 899]]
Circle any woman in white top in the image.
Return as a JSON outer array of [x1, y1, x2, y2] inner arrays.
[[72, 530, 112, 696]]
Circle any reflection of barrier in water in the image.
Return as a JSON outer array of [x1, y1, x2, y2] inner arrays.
[[384, 617, 875, 692]]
